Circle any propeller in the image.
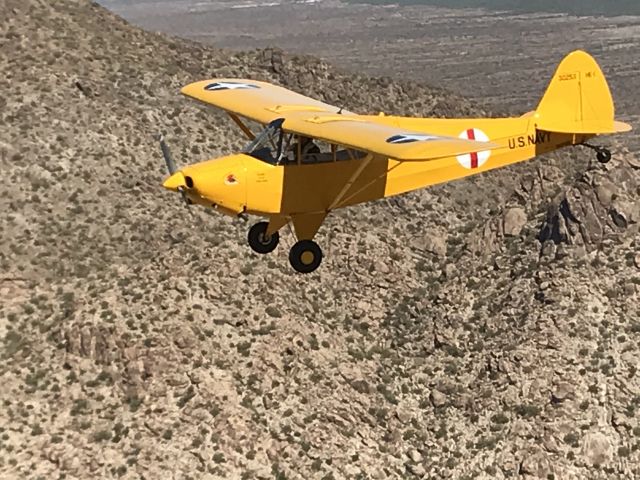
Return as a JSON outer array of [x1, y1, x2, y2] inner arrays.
[[159, 133, 177, 174], [157, 133, 192, 206]]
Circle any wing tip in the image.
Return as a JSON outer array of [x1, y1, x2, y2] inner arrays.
[[614, 120, 633, 133], [180, 82, 201, 97]]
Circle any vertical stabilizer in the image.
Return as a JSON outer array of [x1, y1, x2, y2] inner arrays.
[[534, 50, 631, 134]]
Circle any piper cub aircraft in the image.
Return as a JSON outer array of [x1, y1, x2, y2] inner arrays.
[[161, 50, 631, 273]]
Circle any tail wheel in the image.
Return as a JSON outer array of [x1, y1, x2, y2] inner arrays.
[[596, 148, 612, 164], [248, 222, 279, 254], [289, 240, 323, 273]]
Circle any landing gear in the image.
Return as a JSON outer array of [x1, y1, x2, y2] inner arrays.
[[248, 221, 279, 254], [583, 143, 612, 164], [596, 147, 612, 164], [289, 240, 323, 273]]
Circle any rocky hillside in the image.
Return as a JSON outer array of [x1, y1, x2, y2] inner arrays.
[[1, 1, 639, 479]]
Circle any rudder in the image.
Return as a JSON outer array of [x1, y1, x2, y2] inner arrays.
[[535, 50, 631, 134]]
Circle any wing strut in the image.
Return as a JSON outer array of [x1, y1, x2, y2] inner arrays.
[[327, 154, 375, 211], [227, 112, 255, 140]]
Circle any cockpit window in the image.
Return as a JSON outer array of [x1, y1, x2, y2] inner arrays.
[[243, 118, 368, 165], [242, 118, 286, 165]]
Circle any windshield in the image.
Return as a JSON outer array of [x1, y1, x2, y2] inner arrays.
[[242, 118, 285, 164]]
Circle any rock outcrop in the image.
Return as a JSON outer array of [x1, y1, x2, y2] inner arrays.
[[539, 155, 639, 254]]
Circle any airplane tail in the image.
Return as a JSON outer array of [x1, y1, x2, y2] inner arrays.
[[534, 50, 631, 135]]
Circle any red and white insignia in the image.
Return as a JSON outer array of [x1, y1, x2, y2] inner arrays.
[[224, 174, 238, 185], [456, 128, 491, 169]]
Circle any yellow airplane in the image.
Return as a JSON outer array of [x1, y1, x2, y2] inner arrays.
[[161, 50, 631, 273]]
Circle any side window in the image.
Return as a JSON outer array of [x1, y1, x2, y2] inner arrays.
[[304, 139, 329, 163], [286, 137, 367, 164], [285, 136, 325, 164], [334, 148, 367, 162]]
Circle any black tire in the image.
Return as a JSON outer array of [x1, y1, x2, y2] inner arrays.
[[289, 240, 323, 273], [596, 148, 612, 164], [248, 222, 279, 254]]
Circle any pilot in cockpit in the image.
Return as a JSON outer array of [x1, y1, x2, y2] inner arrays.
[[288, 136, 320, 163]]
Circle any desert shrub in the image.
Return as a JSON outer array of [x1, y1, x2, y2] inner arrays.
[[563, 432, 579, 448], [93, 430, 112, 442], [514, 404, 541, 418], [212, 452, 225, 463]]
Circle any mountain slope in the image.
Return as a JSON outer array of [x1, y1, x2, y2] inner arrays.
[[1, 1, 639, 479]]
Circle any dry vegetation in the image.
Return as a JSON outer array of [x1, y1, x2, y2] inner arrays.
[[0, 1, 639, 479]]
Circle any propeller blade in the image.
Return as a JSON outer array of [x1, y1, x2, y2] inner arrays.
[[157, 133, 192, 208], [158, 133, 178, 174], [178, 186, 192, 206]]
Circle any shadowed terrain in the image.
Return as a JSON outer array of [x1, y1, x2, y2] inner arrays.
[[1, 1, 639, 479]]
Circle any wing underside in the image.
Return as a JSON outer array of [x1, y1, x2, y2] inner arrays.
[[181, 79, 500, 161]]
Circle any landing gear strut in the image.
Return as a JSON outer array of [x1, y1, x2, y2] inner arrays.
[[583, 143, 612, 164], [248, 222, 279, 254], [289, 240, 323, 273]]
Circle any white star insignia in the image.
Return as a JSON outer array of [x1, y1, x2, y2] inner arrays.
[[204, 82, 260, 91]]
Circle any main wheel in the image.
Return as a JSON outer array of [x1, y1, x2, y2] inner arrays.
[[289, 240, 323, 273], [596, 148, 612, 164], [248, 222, 279, 254]]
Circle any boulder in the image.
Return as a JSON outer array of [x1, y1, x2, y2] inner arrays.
[[582, 432, 614, 466], [429, 389, 447, 408], [503, 207, 527, 236], [421, 232, 447, 257], [551, 382, 574, 403]]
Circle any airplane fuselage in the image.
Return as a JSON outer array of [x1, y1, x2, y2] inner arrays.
[[171, 114, 591, 218]]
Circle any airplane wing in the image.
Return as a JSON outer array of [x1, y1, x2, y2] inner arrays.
[[182, 79, 348, 123], [181, 79, 500, 161]]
